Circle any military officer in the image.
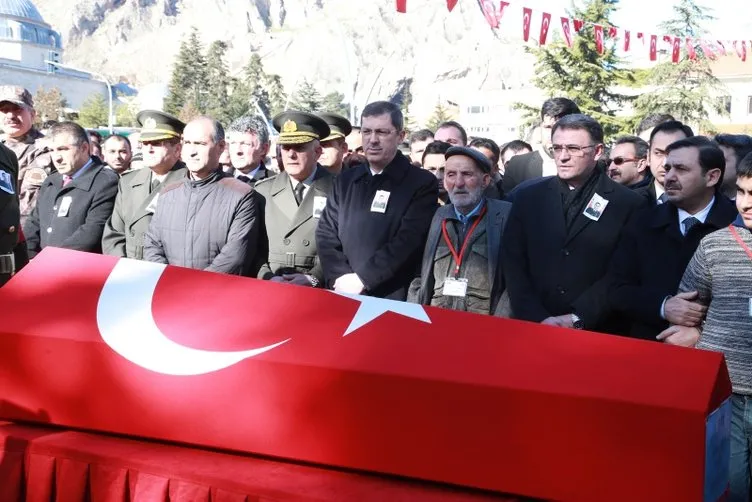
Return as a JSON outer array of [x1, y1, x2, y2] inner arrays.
[[316, 112, 352, 175], [255, 111, 332, 287], [0, 143, 20, 286], [102, 111, 187, 259]]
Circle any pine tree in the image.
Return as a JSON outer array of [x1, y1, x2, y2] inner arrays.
[[522, 0, 634, 138], [33, 86, 67, 123], [264, 74, 288, 116], [115, 103, 137, 127], [291, 79, 322, 112], [229, 53, 272, 120], [426, 100, 453, 131], [321, 91, 349, 116], [205, 40, 232, 124], [632, 0, 725, 133], [165, 27, 209, 116], [77, 93, 109, 128], [394, 78, 416, 132]]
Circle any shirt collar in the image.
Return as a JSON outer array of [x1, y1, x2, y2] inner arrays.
[[453, 198, 486, 224], [677, 196, 715, 228], [654, 179, 665, 199], [236, 163, 263, 180], [70, 158, 94, 180], [290, 165, 318, 188]]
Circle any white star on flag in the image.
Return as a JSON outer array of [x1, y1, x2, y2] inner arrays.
[[331, 292, 432, 336]]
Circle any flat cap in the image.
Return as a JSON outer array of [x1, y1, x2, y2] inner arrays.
[[445, 146, 492, 174], [137, 110, 185, 141], [317, 112, 353, 142], [273, 111, 330, 145], [0, 86, 33, 108]]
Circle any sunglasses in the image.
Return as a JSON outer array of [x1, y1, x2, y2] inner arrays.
[[610, 157, 643, 166]]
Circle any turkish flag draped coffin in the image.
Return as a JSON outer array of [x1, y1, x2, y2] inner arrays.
[[0, 248, 731, 502]]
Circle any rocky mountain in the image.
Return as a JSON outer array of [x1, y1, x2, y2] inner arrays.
[[33, 0, 535, 122]]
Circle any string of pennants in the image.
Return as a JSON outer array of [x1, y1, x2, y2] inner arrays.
[[395, 0, 749, 63]]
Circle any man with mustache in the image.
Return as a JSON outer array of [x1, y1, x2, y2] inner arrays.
[[609, 136, 737, 341], [637, 120, 694, 206], [409, 146, 511, 315]]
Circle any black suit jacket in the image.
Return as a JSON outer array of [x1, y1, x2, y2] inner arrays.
[[502, 171, 645, 331], [501, 150, 544, 194], [608, 195, 738, 340], [24, 158, 119, 258], [634, 178, 658, 207], [316, 151, 438, 300]]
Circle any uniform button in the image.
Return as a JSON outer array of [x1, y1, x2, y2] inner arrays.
[[53, 206, 58, 211], [46, 227, 52, 233], [562, 249, 570, 257], [8, 226, 14, 233], [283, 238, 291, 245], [129, 231, 135, 237], [302, 239, 310, 246], [557, 286, 565, 295]]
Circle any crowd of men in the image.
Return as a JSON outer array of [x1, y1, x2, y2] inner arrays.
[[2, 83, 752, 500]]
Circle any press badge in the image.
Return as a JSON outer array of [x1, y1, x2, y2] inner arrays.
[[313, 196, 327, 218], [57, 196, 73, 217], [443, 277, 468, 297], [583, 193, 609, 222], [370, 190, 390, 213]]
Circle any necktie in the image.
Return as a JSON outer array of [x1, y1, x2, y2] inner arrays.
[[62, 175, 72, 187], [151, 177, 160, 193], [237, 175, 251, 184], [658, 193, 668, 204], [682, 216, 700, 235], [294, 183, 306, 206]]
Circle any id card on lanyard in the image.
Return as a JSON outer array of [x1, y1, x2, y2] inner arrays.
[[441, 206, 487, 297]]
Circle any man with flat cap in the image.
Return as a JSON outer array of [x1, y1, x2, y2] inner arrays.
[[317, 112, 352, 175], [409, 146, 512, 315], [102, 110, 187, 259], [254, 110, 333, 287]]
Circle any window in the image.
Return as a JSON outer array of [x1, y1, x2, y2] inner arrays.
[[747, 96, 752, 115], [468, 106, 482, 114], [719, 96, 732, 114]]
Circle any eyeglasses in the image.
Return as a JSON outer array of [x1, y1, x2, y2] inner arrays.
[[611, 156, 643, 166], [361, 129, 396, 139], [550, 144, 598, 157]]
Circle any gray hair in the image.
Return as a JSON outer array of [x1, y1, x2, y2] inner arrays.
[[191, 116, 225, 144], [228, 115, 270, 145]]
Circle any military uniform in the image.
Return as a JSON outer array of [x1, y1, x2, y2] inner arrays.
[[317, 112, 352, 175], [0, 143, 20, 286], [102, 111, 187, 259]]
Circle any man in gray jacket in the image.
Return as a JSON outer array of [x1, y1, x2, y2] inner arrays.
[[143, 117, 261, 275], [409, 146, 512, 316]]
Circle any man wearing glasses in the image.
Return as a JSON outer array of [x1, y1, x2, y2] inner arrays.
[[317, 101, 438, 301], [502, 114, 644, 333], [607, 135, 653, 203], [102, 110, 187, 259]]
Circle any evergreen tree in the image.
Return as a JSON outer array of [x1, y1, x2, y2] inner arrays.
[[165, 27, 209, 115], [291, 79, 322, 112], [115, 103, 137, 127], [426, 99, 453, 131], [264, 74, 288, 116], [321, 91, 349, 116], [77, 93, 109, 128], [522, 0, 634, 138], [33, 86, 67, 123], [632, 0, 725, 133], [205, 40, 232, 124], [229, 53, 272, 120], [393, 78, 415, 132]]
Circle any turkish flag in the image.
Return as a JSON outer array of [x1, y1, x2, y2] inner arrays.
[[716, 40, 727, 55], [637, 32, 644, 45], [700, 40, 717, 60], [672, 36, 681, 63], [446, 0, 458, 11], [522, 7, 532, 42], [560, 17, 573, 48], [624, 30, 631, 51], [481, 0, 509, 29], [573, 18, 584, 33], [396, 0, 406, 13], [686, 38, 697, 60], [650, 34, 658, 61], [608, 26, 617, 39], [734, 40, 747, 62], [594, 24, 604, 54], [539, 12, 552, 45]]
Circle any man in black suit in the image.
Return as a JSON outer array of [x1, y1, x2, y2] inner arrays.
[[316, 101, 438, 300], [608, 136, 737, 342], [226, 115, 273, 187], [502, 114, 644, 333], [634, 120, 694, 206], [24, 122, 119, 258], [502, 97, 580, 195]]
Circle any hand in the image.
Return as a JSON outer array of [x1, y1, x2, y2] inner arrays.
[[657, 325, 701, 347], [269, 275, 286, 283], [664, 291, 707, 327], [334, 273, 365, 295], [280, 273, 314, 287], [541, 315, 574, 328]]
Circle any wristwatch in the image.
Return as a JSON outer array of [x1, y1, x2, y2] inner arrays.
[[571, 313, 585, 330], [306, 274, 320, 288]]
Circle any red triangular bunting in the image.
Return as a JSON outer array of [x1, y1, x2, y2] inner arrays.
[[446, 0, 458, 11]]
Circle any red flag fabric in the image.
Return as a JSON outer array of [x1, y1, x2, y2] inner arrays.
[[650, 34, 658, 61], [624, 30, 631, 52], [671, 36, 681, 63], [396, 0, 406, 13], [716, 40, 727, 55], [594, 24, 604, 54], [686, 38, 697, 60], [663, 35, 672, 44], [522, 7, 532, 42], [446, 0, 458, 11], [481, 0, 509, 29], [560, 17, 573, 48], [700, 40, 717, 60], [539, 12, 552, 45], [573, 19, 584, 33], [734, 40, 747, 62], [608, 26, 617, 39], [637, 32, 644, 46]]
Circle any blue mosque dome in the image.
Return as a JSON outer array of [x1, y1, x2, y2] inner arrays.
[[0, 0, 61, 49]]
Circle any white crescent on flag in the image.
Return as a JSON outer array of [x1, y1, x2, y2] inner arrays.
[[96, 259, 290, 376]]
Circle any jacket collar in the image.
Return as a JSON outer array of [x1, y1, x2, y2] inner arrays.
[[651, 194, 737, 231], [130, 161, 186, 188], [50, 157, 105, 192], [351, 151, 412, 184]]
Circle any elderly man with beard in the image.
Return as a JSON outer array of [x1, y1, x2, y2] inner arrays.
[[409, 146, 512, 315]]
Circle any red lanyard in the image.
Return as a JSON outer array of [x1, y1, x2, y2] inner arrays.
[[729, 225, 752, 260], [441, 205, 488, 277]]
